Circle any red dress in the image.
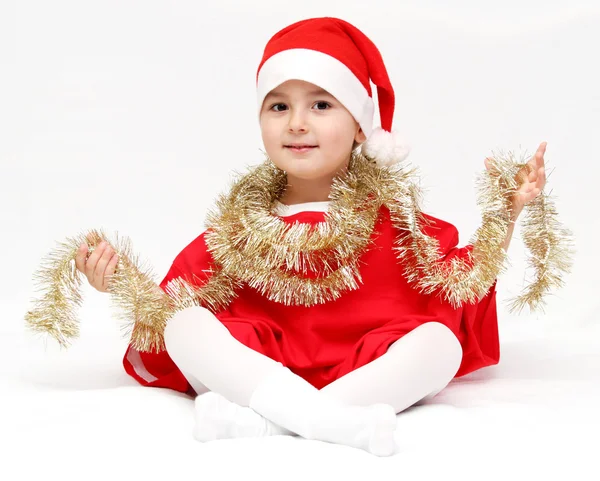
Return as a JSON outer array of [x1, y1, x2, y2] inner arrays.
[[123, 203, 499, 393]]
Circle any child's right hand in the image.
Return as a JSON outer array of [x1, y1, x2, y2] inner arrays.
[[74, 239, 119, 293]]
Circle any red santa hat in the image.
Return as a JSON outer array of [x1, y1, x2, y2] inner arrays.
[[256, 17, 410, 167]]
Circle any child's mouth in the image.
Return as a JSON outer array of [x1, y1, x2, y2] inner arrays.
[[285, 145, 318, 153]]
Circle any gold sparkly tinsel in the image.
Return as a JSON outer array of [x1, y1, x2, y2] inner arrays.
[[24, 229, 240, 353], [24, 149, 573, 352], [508, 174, 574, 313], [203, 154, 387, 306], [389, 151, 573, 312]]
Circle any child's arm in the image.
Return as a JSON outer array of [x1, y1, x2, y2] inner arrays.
[[403, 142, 558, 311], [501, 221, 517, 252], [493, 141, 547, 252]]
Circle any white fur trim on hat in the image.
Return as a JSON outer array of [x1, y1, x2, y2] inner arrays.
[[361, 127, 411, 167], [257, 48, 375, 137]]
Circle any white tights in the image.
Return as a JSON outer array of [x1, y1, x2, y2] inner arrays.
[[163, 306, 463, 413]]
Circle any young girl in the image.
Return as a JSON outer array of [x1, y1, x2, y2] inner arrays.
[[74, 17, 547, 457]]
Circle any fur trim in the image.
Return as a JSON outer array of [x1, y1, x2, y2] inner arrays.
[[361, 127, 411, 167]]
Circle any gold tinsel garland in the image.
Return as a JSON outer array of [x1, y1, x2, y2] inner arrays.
[[24, 229, 240, 353], [508, 182, 574, 313], [24, 149, 573, 352], [203, 155, 392, 305], [387, 153, 519, 307]]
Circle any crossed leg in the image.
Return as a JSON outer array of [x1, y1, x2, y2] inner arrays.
[[319, 321, 463, 411], [164, 306, 462, 455]]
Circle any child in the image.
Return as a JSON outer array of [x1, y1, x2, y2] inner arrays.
[[74, 17, 547, 457]]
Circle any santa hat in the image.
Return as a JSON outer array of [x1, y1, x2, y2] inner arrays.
[[256, 17, 410, 167]]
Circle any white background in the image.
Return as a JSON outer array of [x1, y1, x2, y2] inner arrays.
[[1, 1, 599, 479]]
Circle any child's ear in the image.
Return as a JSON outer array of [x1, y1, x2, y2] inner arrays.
[[355, 127, 367, 144]]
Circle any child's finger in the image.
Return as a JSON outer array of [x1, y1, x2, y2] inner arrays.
[[85, 241, 107, 280], [528, 187, 541, 202], [74, 243, 88, 273], [535, 167, 546, 190], [93, 245, 114, 287], [535, 142, 547, 169], [102, 254, 119, 291], [516, 163, 532, 184]]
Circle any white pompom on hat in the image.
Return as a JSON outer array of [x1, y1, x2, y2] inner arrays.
[[360, 128, 411, 167], [256, 17, 411, 167]]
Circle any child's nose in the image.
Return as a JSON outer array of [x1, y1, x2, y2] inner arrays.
[[287, 109, 308, 132]]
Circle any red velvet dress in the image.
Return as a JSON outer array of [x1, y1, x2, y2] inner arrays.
[[123, 202, 499, 394]]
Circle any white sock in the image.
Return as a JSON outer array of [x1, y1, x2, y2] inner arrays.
[[249, 365, 399, 456], [193, 391, 293, 441], [192, 322, 461, 445]]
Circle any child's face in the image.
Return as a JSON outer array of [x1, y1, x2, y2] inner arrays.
[[259, 80, 366, 181]]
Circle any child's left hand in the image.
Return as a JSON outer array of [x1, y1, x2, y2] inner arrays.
[[485, 141, 547, 222]]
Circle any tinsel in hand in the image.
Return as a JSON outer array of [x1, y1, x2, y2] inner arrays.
[[24, 229, 238, 353], [389, 149, 573, 312]]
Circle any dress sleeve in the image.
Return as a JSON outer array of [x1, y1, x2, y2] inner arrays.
[[122, 231, 215, 394], [419, 212, 500, 376], [420, 212, 475, 265], [164, 231, 217, 289]]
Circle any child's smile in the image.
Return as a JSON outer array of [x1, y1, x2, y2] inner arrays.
[[284, 144, 319, 154]]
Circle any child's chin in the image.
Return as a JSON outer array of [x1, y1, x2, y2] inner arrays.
[[286, 166, 332, 180]]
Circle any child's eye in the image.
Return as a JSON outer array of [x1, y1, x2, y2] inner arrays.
[[313, 101, 331, 110], [269, 102, 332, 112]]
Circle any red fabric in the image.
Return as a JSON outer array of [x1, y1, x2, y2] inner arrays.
[[123, 206, 500, 393], [258, 18, 374, 95]]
